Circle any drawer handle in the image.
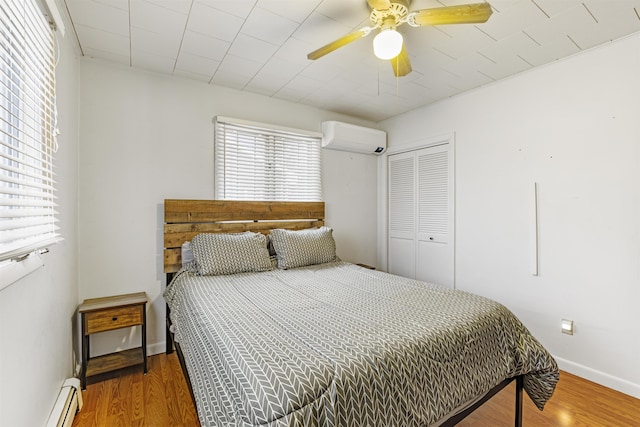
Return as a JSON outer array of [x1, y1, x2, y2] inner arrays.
[[112, 316, 118, 321]]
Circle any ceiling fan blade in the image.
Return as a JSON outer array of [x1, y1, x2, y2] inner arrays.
[[410, 2, 493, 26], [391, 43, 412, 77], [367, 0, 391, 10], [307, 27, 372, 60]]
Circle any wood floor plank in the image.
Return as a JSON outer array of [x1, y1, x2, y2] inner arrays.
[[107, 367, 131, 418], [130, 374, 144, 423], [159, 351, 186, 426], [73, 354, 639, 427], [143, 354, 172, 427], [170, 351, 200, 426], [166, 350, 199, 426], [94, 380, 113, 427]]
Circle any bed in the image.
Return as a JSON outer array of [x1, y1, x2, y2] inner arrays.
[[163, 199, 558, 427]]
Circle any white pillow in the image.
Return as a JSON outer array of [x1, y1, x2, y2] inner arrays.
[[181, 241, 194, 265]]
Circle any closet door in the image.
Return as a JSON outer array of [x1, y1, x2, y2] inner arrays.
[[387, 144, 454, 288], [387, 151, 415, 279], [415, 145, 454, 287]]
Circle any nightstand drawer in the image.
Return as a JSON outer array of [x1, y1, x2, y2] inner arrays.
[[85, 306, 143, 334]]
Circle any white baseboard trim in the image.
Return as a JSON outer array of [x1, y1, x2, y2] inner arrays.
[[147, 341, 166, 356], [554, 355, 640, 399]]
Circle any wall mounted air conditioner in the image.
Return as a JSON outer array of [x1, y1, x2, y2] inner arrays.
[[322, 121, 387, 155]]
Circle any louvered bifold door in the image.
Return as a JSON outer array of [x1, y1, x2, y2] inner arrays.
[[388, 151, 416, 279], [415, 145, 454, 287]]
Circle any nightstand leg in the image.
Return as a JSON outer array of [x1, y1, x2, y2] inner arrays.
[[142, 304, 147, 374], [81, 314, 88, 389]]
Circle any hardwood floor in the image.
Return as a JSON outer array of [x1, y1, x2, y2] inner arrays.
[[73, 353, 640, 427], [73, 352, 198, 427], [458, 372, 640, 427]]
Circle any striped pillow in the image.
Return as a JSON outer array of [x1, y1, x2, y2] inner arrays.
[[270, 227, 337, 269], [190, 232, 272, 276]]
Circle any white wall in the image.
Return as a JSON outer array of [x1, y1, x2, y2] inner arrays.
[[77, 59, 379, 357], [379, 33, 640, 398], [0, 24, 80, 427]]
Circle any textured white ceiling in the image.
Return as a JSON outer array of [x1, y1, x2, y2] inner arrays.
[[64, 0, 640, 121]]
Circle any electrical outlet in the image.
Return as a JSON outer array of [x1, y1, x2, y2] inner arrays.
[[561, 319, 574, 335]]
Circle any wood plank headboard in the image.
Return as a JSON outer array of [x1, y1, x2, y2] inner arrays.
[[163, 199, 325, 273]]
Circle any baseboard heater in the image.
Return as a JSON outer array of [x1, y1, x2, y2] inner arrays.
[[46, 378, 83, 427]]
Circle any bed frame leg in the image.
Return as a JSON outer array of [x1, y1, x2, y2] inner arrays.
[[514, 375, 523, 427], [166, 273, 174, 354], [166, 323, 173, 354], [166, 302, 174, 354]]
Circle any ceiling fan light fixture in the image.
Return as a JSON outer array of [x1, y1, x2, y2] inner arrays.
[[373, 28, 403, 60]]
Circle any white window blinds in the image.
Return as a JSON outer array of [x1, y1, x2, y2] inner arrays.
[[214, 117, 322, 201], [0, 0, 59, 262]]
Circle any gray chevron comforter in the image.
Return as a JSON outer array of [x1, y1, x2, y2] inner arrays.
[[164, 261, 558, 427]]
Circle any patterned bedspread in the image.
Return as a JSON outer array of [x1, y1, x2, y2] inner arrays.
[[164, 261, 558, 427]]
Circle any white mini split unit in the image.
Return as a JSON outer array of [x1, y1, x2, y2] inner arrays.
[[322, 121, 387, 155]]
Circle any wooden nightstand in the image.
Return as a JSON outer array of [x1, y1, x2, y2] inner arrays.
[[79, 292, 148, 389]]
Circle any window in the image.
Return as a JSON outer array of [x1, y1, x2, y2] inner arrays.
[[214, 117, 322, 201], [0, 0, 59, 262]]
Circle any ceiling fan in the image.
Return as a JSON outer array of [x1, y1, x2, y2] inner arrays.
[[307, 1, 493, 77]]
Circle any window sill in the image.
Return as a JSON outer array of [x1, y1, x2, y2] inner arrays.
[[0, 253, 45, 292]]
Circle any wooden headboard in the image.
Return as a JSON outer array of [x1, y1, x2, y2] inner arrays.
[[163, 199, 325, 273]]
